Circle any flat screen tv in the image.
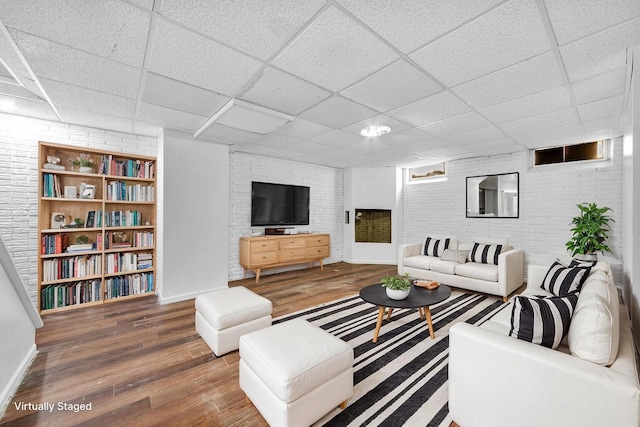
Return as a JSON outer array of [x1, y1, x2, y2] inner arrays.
[[251, 181, 310, 226]]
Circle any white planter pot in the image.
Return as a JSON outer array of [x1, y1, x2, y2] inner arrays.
[[79, 166, 93, 173], [574, 253, 597, 262], [386, 288, 410, 300]]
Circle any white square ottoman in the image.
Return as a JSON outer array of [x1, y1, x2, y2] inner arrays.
[[195, 286, 272, 357], [239, 318, 353, 427]]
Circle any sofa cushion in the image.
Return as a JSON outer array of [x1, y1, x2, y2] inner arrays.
[[509, 293, 578, 349], [430, 260, 458, 275], [455, 262, 499, 282], [403, 255, 439, 270], [541, 261, 590, 296], [568, 278, 620, 366], [467, 243, 502, 265], [441, 249, 468, 264], [423, 236, 451, 257]]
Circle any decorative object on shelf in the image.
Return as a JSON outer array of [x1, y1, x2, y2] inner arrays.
[[566, 202, 614, 261], [76, 234, 90, 244], [70, 154, 95, 173], [50, 212, 68, 229], [74, 218, 84, 228], [381, 273, 412, 300], [44, 155, 66, 171], [63, 185, 77, 199]]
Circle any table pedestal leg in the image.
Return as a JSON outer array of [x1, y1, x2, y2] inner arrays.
[[373, 306, 385, 343], [424, 306, 435, 339]]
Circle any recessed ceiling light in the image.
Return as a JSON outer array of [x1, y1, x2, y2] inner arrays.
[[361, 125, 391, 137]]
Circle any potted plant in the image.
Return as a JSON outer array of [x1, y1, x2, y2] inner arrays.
[[566, 202, 614, 261], [70, 154, 95, 173], [381, 273, 412, 300], [76, 234, 89, 244]]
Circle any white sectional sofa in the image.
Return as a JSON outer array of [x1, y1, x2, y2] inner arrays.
[[398, 237, 524, 301], [449, 262, 640, 427]]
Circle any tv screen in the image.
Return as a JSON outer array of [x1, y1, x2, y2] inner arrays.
[[251, 181, 310, 226]]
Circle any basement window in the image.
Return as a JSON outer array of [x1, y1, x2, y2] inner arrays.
[[533, 140, 608, 167], [408, 162, 446, 182]]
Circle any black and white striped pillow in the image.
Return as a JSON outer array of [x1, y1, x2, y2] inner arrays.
[[541, 261, 590, 296], [509, 293, 579, 349], [467, 243, 502, 265], [423, 237, 450, 257], [569, 259, 598, 268]]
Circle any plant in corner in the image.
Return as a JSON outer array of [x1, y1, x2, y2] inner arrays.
[[381, 273, 412, 300], [566, 202, 614, 260]]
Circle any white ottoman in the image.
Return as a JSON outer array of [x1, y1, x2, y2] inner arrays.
[[195, 286, 272, 356], [239, 318, 353, 427]]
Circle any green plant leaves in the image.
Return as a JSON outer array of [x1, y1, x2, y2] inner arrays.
[[566, 202, 613, 256]]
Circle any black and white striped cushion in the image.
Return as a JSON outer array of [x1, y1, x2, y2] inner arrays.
[[509, 294, 578, 349], [541, 261, 590, 296], [569, 259, 598, 268], [423, 237, 450, 257], [467, 243, 502, 265]]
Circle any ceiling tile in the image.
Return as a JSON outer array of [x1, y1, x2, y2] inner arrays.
[[512, 124, 584, 149], [577, 95, 624, 122], [582, 117, 621, 135], [42, 78, 136, 119], [501, 108, 578, 135], [342, 114, 410, 136], [444, 126, 506, 146], [340, 60, 442, 112], [422, 146, 473, 161], [0, 94, 58, 121], [418, 112, 492, 138], [273, 118, 332, 139], [138, 102, 207, 132], [453, 52, 563, 109], [387, 91, 471, 126], [299, 96, 377, 128], [0, 81, 42, 101], [464, 138, 523, 155], [249, 134, 304, 150], [560, 16, 640, 83], [148, 19, 263, 96], [376, 128, 434, 147], [545, 0, 640, 45], [197, 122, 263, 145], [159, 0, 325, 60], [0, 0, 150, 67], [272, 6, 398, 91], [411, 0, 549, 86], [132, 120, 162, 138], [339, 0, 502, 53], [289, 140, 332, 155], [58, 107, 133, 134], [479, 86, 571, 124], [342, 139, 393, 155], [312, 129, 364, 148], [239, 67, 330, 115], [571, 67, 627, 105], [142, 72, 229, 117], [10, 30, 141, 99]]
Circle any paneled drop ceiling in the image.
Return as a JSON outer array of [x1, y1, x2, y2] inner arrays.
[[0, 0, 637, 168]]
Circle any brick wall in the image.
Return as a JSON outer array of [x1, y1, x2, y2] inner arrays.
[[228, 151, 344, 280], [402, 138, 624, 283], [0, 113, 157, 304]]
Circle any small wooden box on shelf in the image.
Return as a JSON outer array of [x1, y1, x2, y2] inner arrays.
[[38, 141, 157, 313]]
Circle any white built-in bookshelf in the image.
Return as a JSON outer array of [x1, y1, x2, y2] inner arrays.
[[38, 141, 156, 313]]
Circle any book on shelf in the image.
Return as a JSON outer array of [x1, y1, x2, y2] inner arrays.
[[66, 243, 94, 252], [42, 234, 68, 255], [43, 174, 62, 198], [43, 163, 66, 171]]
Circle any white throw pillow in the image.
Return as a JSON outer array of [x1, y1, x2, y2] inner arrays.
[[568, 292, 620, 366]]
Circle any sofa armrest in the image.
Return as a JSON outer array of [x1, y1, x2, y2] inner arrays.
[[449, 323, 640, 427], [397, 243, 422, 274], [497, 248, 523, 297]]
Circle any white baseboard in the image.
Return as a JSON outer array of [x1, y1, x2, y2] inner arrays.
[[158, 286, 228, 304], [0, 344, 37, 419]]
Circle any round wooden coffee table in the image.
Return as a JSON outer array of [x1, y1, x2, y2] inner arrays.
[[359, 283, 452, 343]]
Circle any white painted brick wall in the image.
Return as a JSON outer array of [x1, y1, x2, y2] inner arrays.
[[0, 113, 157, 305], [402, 139, 624, 284], [228, 152, 344, 280]]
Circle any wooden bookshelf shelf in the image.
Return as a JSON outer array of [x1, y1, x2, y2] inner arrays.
[[37, 141, 156, 313]]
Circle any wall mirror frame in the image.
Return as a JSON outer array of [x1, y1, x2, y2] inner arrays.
[[466, 172, 519, 218]]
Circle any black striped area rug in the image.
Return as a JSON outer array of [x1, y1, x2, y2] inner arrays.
[[274, 290, 506, 427]]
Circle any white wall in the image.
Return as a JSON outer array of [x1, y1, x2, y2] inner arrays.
[[0, 113, 157, 305], [402, 142, 624, 284], [160, 130, 229, 302], [622, 48, 639, 344], [343, 167, 402, 264], [228, 152, 343, 280]]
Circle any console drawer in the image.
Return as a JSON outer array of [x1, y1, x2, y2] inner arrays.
[[307, 235, 329, 247], [278, 247, 306, 262], [250, 251, 277, 266], [278, 237, 306, 250], [307, 246, 329, 258], [250, 240, 277, 253]]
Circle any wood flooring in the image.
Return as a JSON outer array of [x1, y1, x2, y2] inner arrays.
[[1, 262, 401, 427]]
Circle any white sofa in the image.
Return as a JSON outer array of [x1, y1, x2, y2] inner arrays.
[[398, 237, 524, 301], [449, 262, 640, 427]]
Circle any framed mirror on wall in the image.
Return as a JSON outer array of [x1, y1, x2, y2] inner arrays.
[[466, 172, 519, 218]]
